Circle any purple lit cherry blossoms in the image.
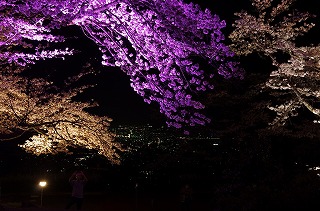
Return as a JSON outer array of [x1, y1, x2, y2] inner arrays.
[[0, 16, 73, 66], [1, 0, 243, 130]]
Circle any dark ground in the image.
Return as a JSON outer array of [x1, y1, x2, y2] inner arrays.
[[0, 191, 213, 211]]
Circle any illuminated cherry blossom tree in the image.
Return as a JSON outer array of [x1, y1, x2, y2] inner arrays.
[[0, 65, 122, 164], [0, 15, 74, 65], [0, 0, 243, 131], [229, 0, 320, 126]]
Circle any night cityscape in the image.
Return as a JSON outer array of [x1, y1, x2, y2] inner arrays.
[[1, 0, 320, 210]]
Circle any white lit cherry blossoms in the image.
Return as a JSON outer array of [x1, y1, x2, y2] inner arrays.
[[229, 0, 320, 126], [0, 71, 122, 164]]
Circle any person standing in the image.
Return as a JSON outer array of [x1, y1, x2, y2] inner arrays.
[[180, 184, 193, 211], [65, 170, 88, 210]]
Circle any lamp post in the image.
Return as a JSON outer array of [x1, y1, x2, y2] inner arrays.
[[39, 181, 47, 207]]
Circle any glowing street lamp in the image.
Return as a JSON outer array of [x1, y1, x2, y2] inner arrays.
[[39, 181, 47, 187], [39, 181, 47, 207]]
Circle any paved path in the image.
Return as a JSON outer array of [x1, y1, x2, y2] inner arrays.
[[1, 208, 65, 211], [0, 192, 182, 211], [1, 191, 214, 211]]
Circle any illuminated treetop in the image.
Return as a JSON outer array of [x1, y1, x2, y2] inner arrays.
[[229, 0, 320, 126], [0, 64, 122, 163], [1, 0, 243, 132]]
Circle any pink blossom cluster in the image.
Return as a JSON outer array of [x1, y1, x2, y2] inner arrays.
[[0, 15, 73, 65], [0, 48, 74, 66], [1, 0, 244, 130]]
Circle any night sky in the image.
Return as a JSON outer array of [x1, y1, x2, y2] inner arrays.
[[28, 25, 166, 126]]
